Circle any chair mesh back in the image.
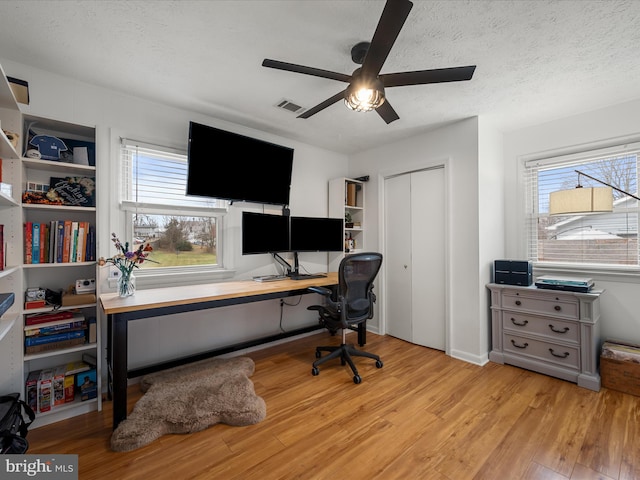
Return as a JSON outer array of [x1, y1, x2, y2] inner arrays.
[[339, 252, 383, 323]]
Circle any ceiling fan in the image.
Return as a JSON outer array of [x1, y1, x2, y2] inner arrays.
[[262, 0, 476, 124]]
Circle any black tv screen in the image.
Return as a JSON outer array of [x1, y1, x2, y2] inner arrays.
[[187, 121, 294, 206], [242, 212, 290, 255], [290, 216, 344, 252]]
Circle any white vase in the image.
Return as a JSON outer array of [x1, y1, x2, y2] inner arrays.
[[117, 271, 136, 297]]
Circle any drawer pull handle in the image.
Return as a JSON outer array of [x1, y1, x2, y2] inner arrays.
[[549, 348, 570, 358], [515, 300, 522, 306], [549, 324, 569, 334], [511, 339, 529, 349], [554, 305, 561, 311], [511, 318, 528, 327]]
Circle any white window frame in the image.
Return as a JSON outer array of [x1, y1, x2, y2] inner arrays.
[[119, 138, 232, 285], [524, 140, 640, 275]]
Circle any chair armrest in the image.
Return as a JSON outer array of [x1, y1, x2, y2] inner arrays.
[[307, 286, 332, 297]]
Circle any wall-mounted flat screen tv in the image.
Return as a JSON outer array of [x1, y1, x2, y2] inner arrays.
[[187, 121, 294, 206], [290, 216, 344, 252], [242, 212, 290, 255]]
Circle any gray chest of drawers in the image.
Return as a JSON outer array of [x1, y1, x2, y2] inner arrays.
[[487, 283, 602, 391]]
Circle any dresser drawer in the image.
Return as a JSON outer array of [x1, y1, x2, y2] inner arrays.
[[503, 333, 580, 370], [502, 291, 579, 319], [502, 312, 579, 344]]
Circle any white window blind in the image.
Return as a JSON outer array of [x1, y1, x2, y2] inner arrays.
[[120, 139, 227, 216], [525, 142, 639, 268]]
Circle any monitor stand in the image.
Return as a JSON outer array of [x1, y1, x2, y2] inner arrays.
[[272, 252, 327, 280]]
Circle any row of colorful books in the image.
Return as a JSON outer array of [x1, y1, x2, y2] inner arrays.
[[25, 359, 97, 414], [24, 310, 96, 354], [24, 220, 96, 264]]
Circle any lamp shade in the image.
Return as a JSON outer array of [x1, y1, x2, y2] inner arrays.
[[549, 187, 613, 215]]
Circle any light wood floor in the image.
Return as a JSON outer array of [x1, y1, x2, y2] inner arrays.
[[27, 332, 640, 480]]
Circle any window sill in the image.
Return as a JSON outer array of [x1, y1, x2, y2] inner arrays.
[[107, 268, 236, 290]]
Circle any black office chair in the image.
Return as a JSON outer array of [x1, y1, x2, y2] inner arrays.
[[307, 252, 383, 384]]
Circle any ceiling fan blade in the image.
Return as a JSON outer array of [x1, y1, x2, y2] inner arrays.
[[262, 59, 352, 83], [376, 100, 400, 124], [297, 90, 347, 119], [380, 65, 476, 87], [360, 0, 413, 79]]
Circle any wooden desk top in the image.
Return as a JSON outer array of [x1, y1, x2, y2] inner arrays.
[[100, 272, 338, 315]]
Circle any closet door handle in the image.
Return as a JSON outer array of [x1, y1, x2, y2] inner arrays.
[[549, 324, 569, 334], [515, 300, 521, 306]]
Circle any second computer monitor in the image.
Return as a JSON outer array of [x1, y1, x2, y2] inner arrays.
[[290, 216, 344, 252]]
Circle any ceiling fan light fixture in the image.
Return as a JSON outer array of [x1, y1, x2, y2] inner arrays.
[[344, 79, 385, 112]]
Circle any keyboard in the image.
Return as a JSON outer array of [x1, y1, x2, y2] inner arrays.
[[252, 275, 287, 282], [289, 273, 328, 280]]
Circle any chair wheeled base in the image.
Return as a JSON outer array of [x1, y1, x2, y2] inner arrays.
[[311, 329, 383, 384]]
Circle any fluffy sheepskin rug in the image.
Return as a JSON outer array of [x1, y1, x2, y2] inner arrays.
[[110, 356, 266, 452]]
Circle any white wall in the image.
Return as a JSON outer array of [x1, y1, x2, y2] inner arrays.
[[503, 98, 640, 344], [2, 59, 350, 370], [350, 117, 498, 365]]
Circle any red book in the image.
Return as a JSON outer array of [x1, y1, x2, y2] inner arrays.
[[40, 222, 47, 263], [25, 310, 75, 326], [24, 221, 33, 264], [62, 220, 72, 263]]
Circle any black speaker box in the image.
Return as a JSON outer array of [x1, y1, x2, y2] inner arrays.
[[494, 260, 532, 286]]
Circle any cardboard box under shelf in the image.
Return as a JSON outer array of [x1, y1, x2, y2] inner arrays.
[[600, 340, 640, 396]]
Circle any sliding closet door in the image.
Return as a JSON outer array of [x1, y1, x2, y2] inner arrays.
[[385, 167, 446, 350], [385, 174, 412, 341], [410, 168, 445, 349]]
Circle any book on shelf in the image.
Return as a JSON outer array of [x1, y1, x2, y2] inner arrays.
[[52, 365, 66, 407], [25, 310, 75, 326], [39, 222, 48, 263], [38, 369, 53, 413], [70, 221, 78, 262], [24, 221, 32, 264], [32, 222, 40, 263], [25, 336, 85, 355], [62, 220, 72, 263], [24, 316, 86, 336], [64, 361, 91, 403], [85, 224, 96, 261], [78, 368, 97, 401], [55, 220, 64, 263], [24, 329, 85, 347], [25, 369, 40, 412]]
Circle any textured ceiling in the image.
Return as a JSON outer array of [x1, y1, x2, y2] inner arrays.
[[0, 0, 639, 154]]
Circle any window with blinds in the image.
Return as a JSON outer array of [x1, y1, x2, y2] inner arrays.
[[120, 140, 228, 270], [525, 142, 639, 268]]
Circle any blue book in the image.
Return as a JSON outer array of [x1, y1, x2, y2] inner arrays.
[[25, 320, 86, 337], [56, 221, 65, 263], [32, 222, 40, 264], [24, 329, 85, 347]]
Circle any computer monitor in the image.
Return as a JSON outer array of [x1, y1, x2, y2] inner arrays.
[[241, 212, 290, 255], [290, 216, 344, 252]]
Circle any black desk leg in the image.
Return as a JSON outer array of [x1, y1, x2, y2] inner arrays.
[[111, 313, 128, 430]]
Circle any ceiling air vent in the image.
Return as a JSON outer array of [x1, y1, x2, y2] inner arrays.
[[275, 99, 305, 114]]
